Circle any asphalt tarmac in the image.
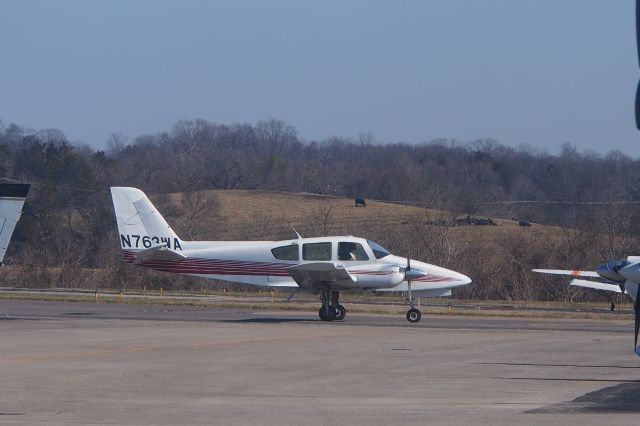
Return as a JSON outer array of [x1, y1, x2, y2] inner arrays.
[[1, 299, 639, 425]]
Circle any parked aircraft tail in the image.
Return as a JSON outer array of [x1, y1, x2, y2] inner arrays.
[[110, 187, 184, 253], [0, 183, 30, 265]]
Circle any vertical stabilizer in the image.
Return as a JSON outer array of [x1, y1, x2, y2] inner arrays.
[[110, 187, 183, 252], [0, 183, 30, 265]]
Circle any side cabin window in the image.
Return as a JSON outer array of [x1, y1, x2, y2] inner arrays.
[[271, 244, 299, 261], [338, 242, 370, 261], [303, 242, 332, 261]]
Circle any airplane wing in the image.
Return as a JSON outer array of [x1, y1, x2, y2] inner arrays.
[[569, 279, 623, 293], [532, 269, 600, 278], [287, 262, 356, 288], [133, 245, 188, 264]]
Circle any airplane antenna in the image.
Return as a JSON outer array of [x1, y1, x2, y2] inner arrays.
[[290, 225, 303, 239]]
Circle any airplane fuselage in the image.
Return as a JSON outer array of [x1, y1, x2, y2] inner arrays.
[[121, 234, 470, 291]]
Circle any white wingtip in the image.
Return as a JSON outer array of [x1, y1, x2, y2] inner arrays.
[[532, 269, 600, 278]]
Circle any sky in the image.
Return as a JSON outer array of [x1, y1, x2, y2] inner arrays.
[[0, 0, 637, 155]]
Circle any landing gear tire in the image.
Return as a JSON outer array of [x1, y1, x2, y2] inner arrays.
[[335, 304, 346, 321], [319, 306, 337, 321], [329, 306, 337, 321], [406, 308, 421, 323]]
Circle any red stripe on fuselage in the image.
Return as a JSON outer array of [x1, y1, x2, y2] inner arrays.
[[411, 276, 455, 283], [123, 251, 290, 276]]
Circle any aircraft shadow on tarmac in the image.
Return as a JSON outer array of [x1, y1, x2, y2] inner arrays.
[[528, 382, 640, 413], [473, 362, 640, 413], [475, 361, 640, 370], [221, 317, 318, 324]]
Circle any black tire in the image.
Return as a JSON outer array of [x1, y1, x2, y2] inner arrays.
[[319, 307, 326, 321], [406, 308, 421, 323], [326, 306, 337, 321], [335, 304, 346, 321], [319, 306, 337, 321]]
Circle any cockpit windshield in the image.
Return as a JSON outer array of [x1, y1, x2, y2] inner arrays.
[[367, 240, 391, 259]]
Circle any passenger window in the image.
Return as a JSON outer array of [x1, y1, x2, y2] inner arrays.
[[271, 244, 299, 261], [338, 242, 370, 261], [303, 242, 332, 261]]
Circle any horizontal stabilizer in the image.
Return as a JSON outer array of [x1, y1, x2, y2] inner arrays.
[[287, 262, 355, 288], [133, 245, 188, 264], [532, 269, 600, 278], [569, 279, 622, 293]]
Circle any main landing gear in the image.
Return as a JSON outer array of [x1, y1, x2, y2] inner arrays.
[[405, 281, 422, 323], [319, 289, 346, 321]]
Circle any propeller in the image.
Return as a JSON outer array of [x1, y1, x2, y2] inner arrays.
[[636, 0, 640, 128], [404, 257, 425, 281]]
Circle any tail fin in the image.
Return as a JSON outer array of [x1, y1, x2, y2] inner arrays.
[[0, 183, 30, 265], [110, 187, 183, 252]]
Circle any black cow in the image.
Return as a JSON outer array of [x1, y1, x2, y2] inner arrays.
[[355, 198, 366, 207]]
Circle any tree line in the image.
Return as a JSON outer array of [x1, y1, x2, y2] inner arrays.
[[1, 118, 639, 301]]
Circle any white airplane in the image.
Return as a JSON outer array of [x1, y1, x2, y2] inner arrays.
[[111, 187, 472, 322], [0, 183, 30, 266], [534, 259, 640, 356]]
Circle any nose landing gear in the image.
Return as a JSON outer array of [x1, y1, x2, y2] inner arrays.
[[405, 280, 422, 323]]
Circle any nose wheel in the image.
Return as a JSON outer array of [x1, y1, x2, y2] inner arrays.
[[406, 308, 421, 323]]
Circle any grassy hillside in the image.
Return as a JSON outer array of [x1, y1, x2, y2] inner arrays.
[[161, 189, 533, 240], [147, 189, 612, 302]]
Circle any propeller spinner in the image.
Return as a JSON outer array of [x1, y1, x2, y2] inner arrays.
[[404, 257, 427, 281]]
